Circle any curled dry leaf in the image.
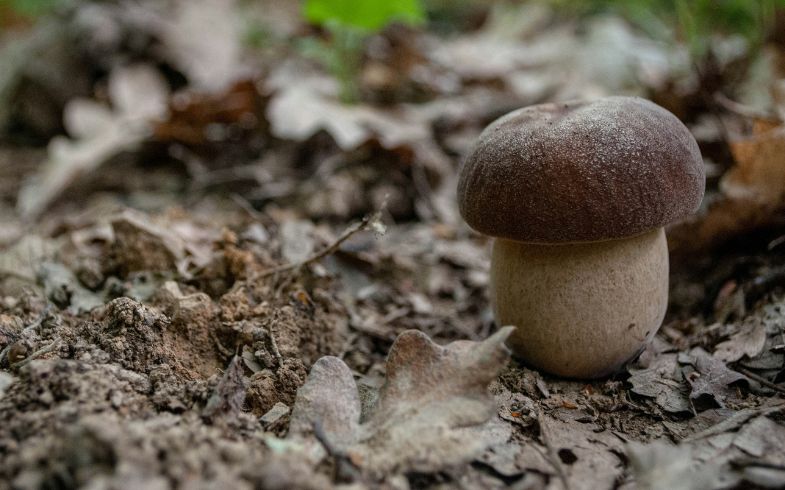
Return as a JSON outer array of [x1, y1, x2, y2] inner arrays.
[[289, 326, 515, 477], [629, 354, 691, 413]]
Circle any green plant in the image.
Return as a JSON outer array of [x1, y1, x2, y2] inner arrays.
[[300, 0, 425, 103], [1, 0, 62, 18], [547, 0, 784, 60]]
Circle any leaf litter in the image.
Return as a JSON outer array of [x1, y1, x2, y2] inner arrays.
[[1, 0, 785, 489]]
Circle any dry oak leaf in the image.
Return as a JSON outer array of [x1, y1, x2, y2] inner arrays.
[[289, 326, 515, 477], [669, 120, 785, 255]]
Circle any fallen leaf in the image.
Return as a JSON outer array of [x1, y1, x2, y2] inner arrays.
[[626, 441, 723, 490], [733, 416, 785, 465], [17, 64, 169, 219], [714, 321, 767, 363], [202, 356, 247, 421], [683, 348, 748, 411], [669, 120, 785, 255], [289, 326, 515, 477], [539, 415, 624, 490], [628, 354, 691, 413], [265, 61, 450, 176], [37, 261, 105, 314], [158, 0, 247, 92]]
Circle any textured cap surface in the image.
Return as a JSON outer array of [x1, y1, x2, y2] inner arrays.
[[457, 96, 705, 243]]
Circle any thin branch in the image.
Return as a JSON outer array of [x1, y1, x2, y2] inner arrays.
[[11, 338, 60, 369], [257, 211, 383, 279], [714, 92, 781, 122], [738, 367, 785, 395], [684, 402, 785, 442]]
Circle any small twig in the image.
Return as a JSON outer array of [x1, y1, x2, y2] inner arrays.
[[210, 329, 233, 358], [537, 411, 571, 490], [230, 193, 266, 222], [738, 367, 785, 395], [257, 211, 383, 279], [267, 328, 283, 366], [11, 338, 60, 369], [731, 459, 785, 471], [684, 402, 785, 442]]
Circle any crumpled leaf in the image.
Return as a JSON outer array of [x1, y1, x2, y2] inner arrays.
[[683, 348, 748, 411], [110, 209, 216, 277], [289, 326, 514, 477], [714, 321, 767, 363], [628, 354, 691, 413], [17, 64, 169, 219]]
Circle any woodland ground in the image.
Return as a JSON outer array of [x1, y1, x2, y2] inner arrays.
[[0, 1, 784, 489]]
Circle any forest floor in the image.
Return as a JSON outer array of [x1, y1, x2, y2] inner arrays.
[[1, 1, 784, 489]]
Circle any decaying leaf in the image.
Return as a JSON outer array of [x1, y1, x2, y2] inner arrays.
[[202, 356, 247, 421], [288, 326, 515, 477], [714, 321, 767, 363], [683, 348, 748, 411], [110, 210, 217, 277], [17, 64, 169, 219], [669, 120, 785, 254], [628, 354, 691, 413], [538, 415, 624, 490]]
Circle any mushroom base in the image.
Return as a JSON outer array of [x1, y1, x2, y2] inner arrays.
[[491, 228, 668, 379]]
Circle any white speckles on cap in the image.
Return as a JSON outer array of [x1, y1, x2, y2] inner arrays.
[[457, 96, 705, 243]]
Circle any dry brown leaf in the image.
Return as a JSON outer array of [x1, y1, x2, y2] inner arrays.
[[714, 322, 767, 363], [723, 122, 785, 203], [288, 326, 515, 478], [629, 354, 691, 413], [683, 348, 748, 411], [670, 121, 785, 255]]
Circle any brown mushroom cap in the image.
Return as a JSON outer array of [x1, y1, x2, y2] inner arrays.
[[457, 96, 705, 243]]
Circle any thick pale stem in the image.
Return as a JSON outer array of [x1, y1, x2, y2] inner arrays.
[[491, 227, 668, 379]]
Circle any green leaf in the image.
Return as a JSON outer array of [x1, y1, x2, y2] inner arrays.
[[303, 0, 425, 32]]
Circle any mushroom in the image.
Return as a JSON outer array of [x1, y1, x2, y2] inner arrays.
[[458, 96, 705, 379]]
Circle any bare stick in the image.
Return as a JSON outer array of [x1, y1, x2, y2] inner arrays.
[[257, 211, 383, 279], [738, 367, 785, 395], [11, 339, 60, 369], [684, 402, 785, 442], [714, 93, 781, 122]]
